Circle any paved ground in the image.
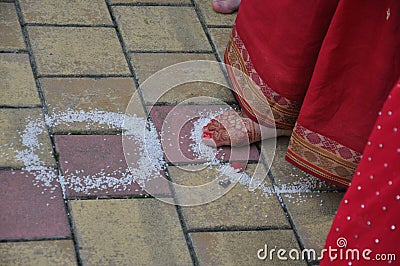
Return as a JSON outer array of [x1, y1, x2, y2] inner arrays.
[[0, 1, 344, 265]]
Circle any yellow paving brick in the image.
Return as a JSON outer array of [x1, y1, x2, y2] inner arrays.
[[0, 3, 25, 50], [283, 192, 344, 252], [20, 0, 112, 25], [142, 81, 235, 105], [41, 77, 143, 133], [70, 198, 192, 265], [169, 164, 289, 229], [130, 53, 234, 105], [0, 53, 41, 107], [0, 240, 76, 266], [28, 27, 130, 75], [209, 27, 231, 58], [131, 53, 216, 83], [114, 6, 211, 51], [191, 230, 305, 265], [0, 108, 55, 168], [194, 0, 237, 26]]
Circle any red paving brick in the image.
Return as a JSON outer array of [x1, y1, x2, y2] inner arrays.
[[0, 170, 70, 240], [149, 105, 259, 163], [55, 135, 171, 198]]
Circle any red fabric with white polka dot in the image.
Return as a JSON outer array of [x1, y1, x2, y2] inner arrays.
[[321, 78, 400, 265]]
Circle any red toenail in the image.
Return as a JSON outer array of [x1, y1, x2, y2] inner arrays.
[[202, 132, 213, 138], [203, 126, 208, 130]]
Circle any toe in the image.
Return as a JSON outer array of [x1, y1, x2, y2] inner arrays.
[[212, 0, 238, 14], [202, 123, 218, 147], [201, 132, 218, 147], [202, 131, 213, 139], [202, 124, 231, 147]]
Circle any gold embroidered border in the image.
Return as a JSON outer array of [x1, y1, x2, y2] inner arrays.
[[287, 123, 361, 187], [223, 25, 301, 129]]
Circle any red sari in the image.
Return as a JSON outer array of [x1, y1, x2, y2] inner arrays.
[[320, 78, 400, 265], [225, 0, 400, 187]]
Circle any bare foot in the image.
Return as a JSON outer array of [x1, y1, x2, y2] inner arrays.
[[202, 110, 292, 147], [212, 0, 241, 14]]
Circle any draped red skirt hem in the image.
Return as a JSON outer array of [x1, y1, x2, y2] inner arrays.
[[224, 0, 399, 187]]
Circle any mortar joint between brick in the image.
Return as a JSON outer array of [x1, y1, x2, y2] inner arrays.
[[0, 49, 28, 53], [105, 0, 150, 118], [0, 236, 72, 243], [175, 204, 201, 266], [23, 23, 115, 28], [14, 1, 84, 265], [110, 2, 193, 7], [266, 170, 313, 264]]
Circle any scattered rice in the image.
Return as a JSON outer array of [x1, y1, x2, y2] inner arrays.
[[5, 107, 328, 204]]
